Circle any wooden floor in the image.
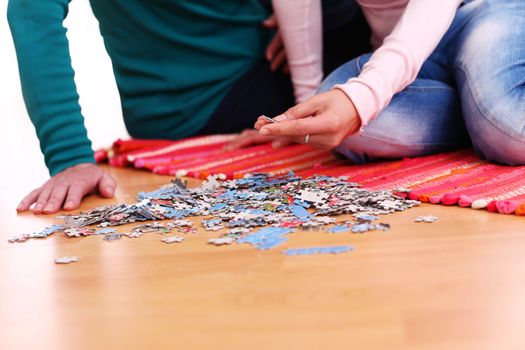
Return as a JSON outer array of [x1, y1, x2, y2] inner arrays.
[[1, 165, 525, 350]]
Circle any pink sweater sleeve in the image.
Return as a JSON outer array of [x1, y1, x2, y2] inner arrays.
[[272, 0, 323, 103], [335, 0, 462, 128]]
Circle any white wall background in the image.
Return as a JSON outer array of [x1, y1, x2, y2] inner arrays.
[[0, 0, 128, 187]]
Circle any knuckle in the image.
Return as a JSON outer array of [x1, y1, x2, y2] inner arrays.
[[73, 178, 90, 189], [291, 123, 305, 136], [25, 189, 40, 200], [48, 194, 63, 203], [330, 120, 342, 132], [286, 106, 299, 118]]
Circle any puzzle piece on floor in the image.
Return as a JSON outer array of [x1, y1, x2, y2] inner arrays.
[[96, 228, 117, 235], [201, 175, 221, 192], [375, 223, 391, 231], [415, 215, 438, 223], [54, 256, 79, 264], [283, 245, 355, 256], [64, 228, 95, 237], [208, 237, 235, 246], [289, 204, 312, 221], [103, 233, 124, 241], [354, 214, 378, 222], [161, 235, 184, 244], [327, 225, 352, 233], [351, 223, 376, 233], [169, 219, 194, 227], [125, 232, 143, 238], [132, 223, 172, 234], [237, 227, 293, 250]]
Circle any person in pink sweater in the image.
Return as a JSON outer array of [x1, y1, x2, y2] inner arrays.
[[255, 0, 525, 165]]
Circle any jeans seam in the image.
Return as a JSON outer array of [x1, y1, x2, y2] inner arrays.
[[454, 64, 525, 143]]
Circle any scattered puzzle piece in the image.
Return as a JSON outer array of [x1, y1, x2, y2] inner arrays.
[[103, 233, 124, 241], [415, 215, 438, 223], [54, 256, 79, 264], [283, 245, 354, 256], [327, 225, 352, 233], [161, 235, 185, 244], [208, 237, 235, 246]]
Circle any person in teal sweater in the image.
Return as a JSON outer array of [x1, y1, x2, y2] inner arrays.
[[8, 0, 370, 214]]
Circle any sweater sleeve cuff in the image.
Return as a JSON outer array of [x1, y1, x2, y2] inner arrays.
[[333, 80, 379, 130], [46, 141, 96, 176]]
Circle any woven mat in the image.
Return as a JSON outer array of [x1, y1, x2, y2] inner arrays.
[[96, 135, 525, 216]]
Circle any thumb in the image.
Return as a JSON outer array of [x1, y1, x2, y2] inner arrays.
[[98, 173, 117, 198]]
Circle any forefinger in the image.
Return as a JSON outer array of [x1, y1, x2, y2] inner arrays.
[[259, 115, 331, 138], [17, 188, 42, 212]]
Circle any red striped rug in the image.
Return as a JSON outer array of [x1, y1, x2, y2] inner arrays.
[[96, 135, 525, 216]]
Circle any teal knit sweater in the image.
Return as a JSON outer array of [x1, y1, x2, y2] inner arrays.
[[8, 0, 271, 175]]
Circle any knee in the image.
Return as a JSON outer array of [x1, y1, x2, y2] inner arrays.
[[468, 116, 525, 166], [459, 65, 525, 165], [317, 53, 372, 94], [455, 2, 525, 164]]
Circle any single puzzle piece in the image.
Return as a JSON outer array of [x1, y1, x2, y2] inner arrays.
[[161, 235, 185, 244], [125, 232, 143, 238], [351, 223, 376, 233], [326, 225, 352, 233], [208, 237, 235, 246], [375, 223, 391, 231], [201, 175, 221, 192], [96, 228, 117, 235], [289, 204, 311, 220], [229, 227, 251, 235], [260, 115, 278, 124], [283, 245, 354, 256], [415, 215, 438, 223], [354, 214, 378, 222], [54, 256, 79, 264], [170, 219, 194, 227], [103, 233, 124, 241], [314, 216, 337, 224]]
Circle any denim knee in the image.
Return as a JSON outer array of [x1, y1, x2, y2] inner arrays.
[[454, 0, 525, 165], [465, 105, 525, 166]]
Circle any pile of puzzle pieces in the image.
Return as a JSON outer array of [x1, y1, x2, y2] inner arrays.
[[9, 173, 421, 255]]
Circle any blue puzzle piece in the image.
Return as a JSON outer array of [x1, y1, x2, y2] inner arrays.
[[289, 204, 311, 220], [95, 228, 117, 235], [209, 203, 227, 213], [283, 245, 354, 256], [351, 223, 375, 233], [237, 227, 293, 250], [326, 225, 352, 233], [354, 214, 378, 221]]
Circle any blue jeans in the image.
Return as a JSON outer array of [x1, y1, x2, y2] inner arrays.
[[320, 0, 525, 165]]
